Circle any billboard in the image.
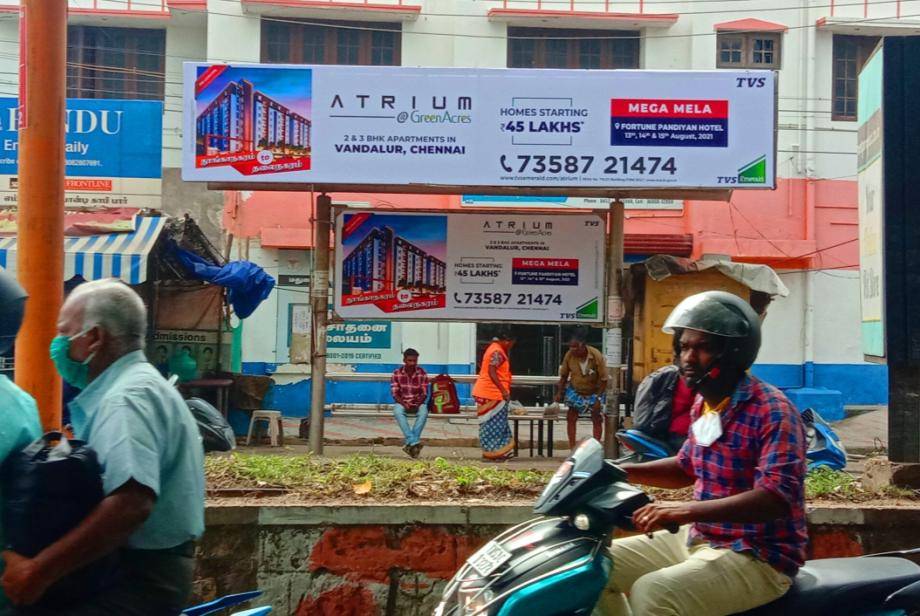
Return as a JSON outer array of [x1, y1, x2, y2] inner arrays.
[[0, 98, 162, 209], [333, 210, 606, 323], [183, 64, 776, 190], [858, 47, 885, 359]]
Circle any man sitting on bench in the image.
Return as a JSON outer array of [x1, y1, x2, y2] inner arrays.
[[390, 348, 429, 459]]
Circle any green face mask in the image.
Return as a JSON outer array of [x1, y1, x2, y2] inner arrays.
[[49, 331, 95, 389]]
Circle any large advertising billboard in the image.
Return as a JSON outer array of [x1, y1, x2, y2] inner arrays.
[[182, 64, 776, 191], [0, 98, 162, 209], [333, 210, 606, 323]]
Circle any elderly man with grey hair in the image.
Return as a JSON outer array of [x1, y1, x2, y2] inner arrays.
[[1, 279, 205, 615]]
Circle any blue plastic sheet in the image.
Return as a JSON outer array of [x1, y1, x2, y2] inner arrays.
[[169, 241, 275, 319]]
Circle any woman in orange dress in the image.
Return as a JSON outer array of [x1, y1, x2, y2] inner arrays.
[[472, 329, 517, 461]]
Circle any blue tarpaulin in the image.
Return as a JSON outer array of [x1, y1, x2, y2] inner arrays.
[[169, 241, 275, 319]]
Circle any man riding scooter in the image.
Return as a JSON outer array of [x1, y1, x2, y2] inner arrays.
[[597, 291, 807, 616]]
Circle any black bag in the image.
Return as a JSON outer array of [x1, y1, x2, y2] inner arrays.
[[632, 364, 681, 438], [1, 432, 118, 606], [187, 397, 236, 452]]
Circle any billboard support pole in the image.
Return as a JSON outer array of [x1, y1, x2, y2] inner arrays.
[[15, 0, 66, 431], [308, 193, 332, 454], [603, 200, 625, 458]]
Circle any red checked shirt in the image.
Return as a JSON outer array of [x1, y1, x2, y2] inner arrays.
[[676, 375, 808, 576], [390, 366, 429, 409]]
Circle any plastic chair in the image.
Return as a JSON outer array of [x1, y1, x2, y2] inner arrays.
[[246, 410, 284, 447]]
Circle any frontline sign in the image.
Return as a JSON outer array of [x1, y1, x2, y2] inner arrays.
[[182, 63, 776, 190]]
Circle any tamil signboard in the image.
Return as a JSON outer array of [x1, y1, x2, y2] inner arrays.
[[333, 210, 606, 323], [0, 98, 162, 209], [182, 63, 776, 191], [326, 321, 403, 364], [858, 47, 885, 359]]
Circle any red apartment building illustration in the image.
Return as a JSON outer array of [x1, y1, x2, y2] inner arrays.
[[196, 79, 311, 156]]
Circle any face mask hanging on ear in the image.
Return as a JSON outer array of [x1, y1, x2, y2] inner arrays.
[[691, 408, 723, 447]]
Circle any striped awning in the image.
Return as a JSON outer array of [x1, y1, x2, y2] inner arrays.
[[0, 215, 166, 285]]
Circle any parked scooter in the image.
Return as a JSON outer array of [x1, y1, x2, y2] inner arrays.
[[436, 439, 917, 616], [615, 406, 847, 472]]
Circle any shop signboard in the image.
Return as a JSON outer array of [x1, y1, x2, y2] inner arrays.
[[333, 210, 606, 323], [326, 321, 402, 364], [150, 329, 219, 375], [0, 98, 162, 209], [182, 63, 776, 191], [858, 47, 885, 359]]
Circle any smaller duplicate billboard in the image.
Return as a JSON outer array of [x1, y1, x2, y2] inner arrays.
[[333, 210, 606, 323]]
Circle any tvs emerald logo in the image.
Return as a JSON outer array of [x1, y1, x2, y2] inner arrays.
[[738, 156, 767, 184], [716, 155, 767, 185]]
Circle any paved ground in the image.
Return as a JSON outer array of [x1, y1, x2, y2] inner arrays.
[[236, 405, 888, 471]]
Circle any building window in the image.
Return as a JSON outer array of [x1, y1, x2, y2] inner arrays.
[[507, 28, 640, 69], [67, 26, 165, 100], [832, 34, 881, 121], [716, 32, 781, 69], [261, 19, 400, 65]]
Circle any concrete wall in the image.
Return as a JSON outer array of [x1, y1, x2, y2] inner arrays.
[[195, 503, 920, 615]]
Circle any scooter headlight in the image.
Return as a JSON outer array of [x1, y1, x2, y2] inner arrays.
[[573, 513, 591, 531]]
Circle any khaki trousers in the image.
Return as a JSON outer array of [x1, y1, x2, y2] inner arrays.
[[594, 526, 792, 616]]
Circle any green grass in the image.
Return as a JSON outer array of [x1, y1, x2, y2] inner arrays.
[[205, 454, 920, 503], [206, 453, 552, 500], [805, 467, 917, 502]]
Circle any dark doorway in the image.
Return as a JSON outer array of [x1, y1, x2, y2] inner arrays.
[[476, 324, 604, 405]]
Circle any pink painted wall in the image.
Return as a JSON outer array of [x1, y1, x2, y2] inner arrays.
[[223, 178, 858, 268]]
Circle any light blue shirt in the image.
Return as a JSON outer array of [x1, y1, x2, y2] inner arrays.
[[0, 375, 42, 613], [70, 351, 205, 550]]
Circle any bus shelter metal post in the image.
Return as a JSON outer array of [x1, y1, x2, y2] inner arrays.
[[603, 200, 625, 458]]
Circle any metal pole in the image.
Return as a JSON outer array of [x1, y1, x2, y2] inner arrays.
[[603, 200, 625, 458], [15, 0, 66, 431], [308, 194, 332, 454]]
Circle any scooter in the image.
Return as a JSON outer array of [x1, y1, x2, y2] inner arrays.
[[615, 406, 848, 472], [435, 439, 920, 616]]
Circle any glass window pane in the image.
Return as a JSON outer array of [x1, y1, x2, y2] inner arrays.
[[302, 26, 326, 64], [371, 31, 396, 65], [610, 37, 639, 68], [264, 22, 291, 63], [578, 39, 601, 69], [509, 38, 536, 68], [336, 30, 361, 65], [545, 38, 568, 68]]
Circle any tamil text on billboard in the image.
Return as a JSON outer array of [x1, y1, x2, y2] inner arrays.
[[183, 64, 776, 190], [0, 98, 162, 209], [333, 210, 606, 323]]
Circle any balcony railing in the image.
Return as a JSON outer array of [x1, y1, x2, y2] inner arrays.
[[70, 0, 169, 13], [498, 0, 646, 13]]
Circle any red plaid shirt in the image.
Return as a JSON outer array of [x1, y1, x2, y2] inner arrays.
[[390, 366, 429, 408], [677, 375, 808, 576]]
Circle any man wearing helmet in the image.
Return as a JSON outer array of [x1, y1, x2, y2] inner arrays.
[[597, 291, 807, 616], [0, 271, 42, 613]]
